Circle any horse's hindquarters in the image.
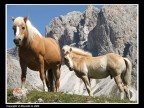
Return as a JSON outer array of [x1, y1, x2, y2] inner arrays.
[[44, 38, 62, 64]]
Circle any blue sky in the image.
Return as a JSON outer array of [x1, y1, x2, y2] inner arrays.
[[6, 4, 103, 48]]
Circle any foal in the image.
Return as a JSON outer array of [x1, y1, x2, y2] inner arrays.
[[62, 45, 132, 100]]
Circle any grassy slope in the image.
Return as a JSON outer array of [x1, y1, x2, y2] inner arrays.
[[7, 89, 135, 103]]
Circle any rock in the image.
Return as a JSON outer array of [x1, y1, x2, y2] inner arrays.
[[7, 47, 19, 60], [45, 6, 99, 49], [129, 86, 137, 102], [35, 98, 44, 103], [13, 88, 28, 100]]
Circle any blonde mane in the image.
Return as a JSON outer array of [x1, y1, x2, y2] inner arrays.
[[63, 45, 92, 57], [26, 20, 42, 44]]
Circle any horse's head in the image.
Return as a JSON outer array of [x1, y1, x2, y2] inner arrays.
[[12, 16, 29, 46], [62, 45, 74, 71]]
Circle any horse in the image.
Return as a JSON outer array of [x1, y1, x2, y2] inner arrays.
[[62, 45, 132, 100], [12, 16, 62, 92]]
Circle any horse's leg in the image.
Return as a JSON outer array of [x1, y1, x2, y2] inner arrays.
[[45, 69, 50, 91], [124, 85, 130, 100], [48, 69, 54, 92], [114, 75, 125, 100], [53, 64, 61, 92], [81, 75, 93, 96], [20, 58, 27, 89], [46, 69, 50, 92], [88, 77, 91, 86], [39, 55, 48, 92]]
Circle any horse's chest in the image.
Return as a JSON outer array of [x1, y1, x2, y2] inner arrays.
[[19, 52, 40, 70], [28, 56, 38, 64], [20, 53, 37, 62]]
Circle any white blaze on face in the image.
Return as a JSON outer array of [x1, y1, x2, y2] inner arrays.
[[13, 17, 25, 38], [63, 45, 71, 54], [16, 26, 20, 36], [67, 54, 73, 69]]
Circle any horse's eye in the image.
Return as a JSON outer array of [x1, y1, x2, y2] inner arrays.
[[22, 27, 25, 30]]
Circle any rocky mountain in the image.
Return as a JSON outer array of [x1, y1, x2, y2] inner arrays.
[[7, 5, 138, 101]]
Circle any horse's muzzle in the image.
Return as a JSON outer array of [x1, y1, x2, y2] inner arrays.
[[13, 38, 21, 46]]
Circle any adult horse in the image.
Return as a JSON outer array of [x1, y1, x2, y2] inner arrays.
[[12, 16, 62, 92], [62, 45, 132, 100]]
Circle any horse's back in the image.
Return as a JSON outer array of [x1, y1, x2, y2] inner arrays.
[[45, 37, 59, 48], [88, 53, 126, 77], [106, 53, 124, 63]]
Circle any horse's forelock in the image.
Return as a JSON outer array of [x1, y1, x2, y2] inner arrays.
[[62, 45, 71, 53], [13, 17, 25, 26]]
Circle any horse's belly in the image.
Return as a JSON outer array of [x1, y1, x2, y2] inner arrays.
[[88, 69, 109, 79], [28, 65, 39, 71], [27, 60, 56, 71], [27, 63, 39, 71]]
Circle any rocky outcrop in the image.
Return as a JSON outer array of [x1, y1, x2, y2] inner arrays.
[[13, 88, 28, 100], [46, 5, 99, 49], [7, 5, 138, 101]]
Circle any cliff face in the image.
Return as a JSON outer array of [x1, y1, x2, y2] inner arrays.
[[7, 5, 138, 101], [45, 5, 99, 49]]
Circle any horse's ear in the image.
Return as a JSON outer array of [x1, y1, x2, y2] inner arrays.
[[12, 16, 15, 22], [24, 16, 29, 23], [70, 48, 72, 52]]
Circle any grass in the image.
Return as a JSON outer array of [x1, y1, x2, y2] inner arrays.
[[7, 89, 136, 103]]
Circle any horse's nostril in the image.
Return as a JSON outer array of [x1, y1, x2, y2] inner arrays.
[[13, 39, 20, 44], [18, 38, 21, 41]]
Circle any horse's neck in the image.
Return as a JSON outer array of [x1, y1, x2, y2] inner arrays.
[[71, 53, 82, 65], [71, 54, 85, 72], [21, 35, 43, 50]]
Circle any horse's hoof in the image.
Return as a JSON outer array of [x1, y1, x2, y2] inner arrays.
[[44, 89, 48, 92]]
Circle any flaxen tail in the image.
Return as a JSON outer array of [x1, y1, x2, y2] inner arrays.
[[122, 58, 132, 86]]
